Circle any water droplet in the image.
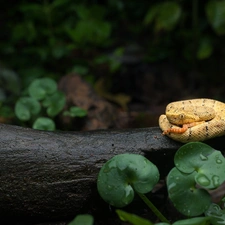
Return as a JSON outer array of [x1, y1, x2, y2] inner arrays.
[[199, 153, 208, 161], [216, 159, 222, 164], [196, 174, 210, 186], [212, 175, 220, 187]]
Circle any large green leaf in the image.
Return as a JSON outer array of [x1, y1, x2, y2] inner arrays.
[[167, 167, 211, 216], [144, 2, 181, 32], [206, 0, 225, 35], [97, 154, 159, 207], [174, 142, 225, 189]]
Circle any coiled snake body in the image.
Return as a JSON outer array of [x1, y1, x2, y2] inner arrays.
[[159, 98, 225, 143]]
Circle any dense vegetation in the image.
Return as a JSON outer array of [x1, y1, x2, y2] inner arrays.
[[1, 0, 225, 129]]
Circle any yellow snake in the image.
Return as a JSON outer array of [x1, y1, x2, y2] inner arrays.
[[159, 98, 225, 143]]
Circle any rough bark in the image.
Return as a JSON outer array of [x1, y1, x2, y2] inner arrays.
[[0, 123, 223, 223]]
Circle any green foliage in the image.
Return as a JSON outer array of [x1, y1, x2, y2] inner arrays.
[[168, 142, 225, 216], [42, 91, 66, 117], [144, 2, 181, 32], [15, 97, 41, 121], [2, 0, 225, 83], [97, 153, 159, 208], [66, 5, 111, 47], [32, 117, 55, 131], [205, 203, 225, 225], [63, 106, 87, 118], [15, 77, 85, 131], [68, 214, 94, 225], [205, 1, 225, 35], [116, 209, 154, 225], [97, 142, 225, 224], [167, 168, 211, 216], [28, 78, 57, 100]]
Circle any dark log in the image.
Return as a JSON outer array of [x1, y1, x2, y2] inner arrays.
[[0, 123, 224, 224]]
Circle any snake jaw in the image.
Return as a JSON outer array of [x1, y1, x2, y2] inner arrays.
[[162, 121, 205, 135]]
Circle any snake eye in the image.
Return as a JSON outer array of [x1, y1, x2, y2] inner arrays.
[[179, 114, 185, 119]]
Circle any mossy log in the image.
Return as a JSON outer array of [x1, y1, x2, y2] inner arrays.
[[0, 123, 223, 224]]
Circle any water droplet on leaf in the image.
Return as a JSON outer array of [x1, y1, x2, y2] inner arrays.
[[216, 159, 222, 164], [212, 175, 220, 187], [199, 153, 208, 161], [196, 174, 210, 186]]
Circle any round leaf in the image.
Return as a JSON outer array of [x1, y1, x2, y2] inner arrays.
[[42, 91, 66, 117], [28, 78, 57, 100], [15, 97, 41, 121], [174, 142, 214, 174], [167, 167, 211, 216], [97, 154, 159, 208], [32, 117, 55, 131], [195, 150, 225, 189], [175, 142, 225, 189]]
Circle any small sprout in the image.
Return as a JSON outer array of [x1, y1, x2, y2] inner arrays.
[[167, 167, 211, 216], [205, 203, 225, 225], [15, 97, 41, 121], [28, 78, 57, 100], [116, 209, 154, 225], [97, 153, 159, 208], [68, 214, 94, 225], [32, 117, 55, 131], [63, 106, 87, 117], [42, 91, 66, 117]]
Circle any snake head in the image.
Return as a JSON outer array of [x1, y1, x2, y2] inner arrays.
[[166, 112, 199, 125]]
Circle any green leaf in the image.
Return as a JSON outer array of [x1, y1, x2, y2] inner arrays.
[[68, 214, 94, 225], [63, 106, 87, 118], [197, 37, 213, 60], [144, 5, 160, 25], [97, 154, 159, 207], [32, 117, 55, 131], [167, 167, 211, 216], [172, 217, 211, 225], [28, 78, 57, 100], [66, 20, 111, 46], [174, 142, 214, 174], [205, 203, 225, 225], [155, 2, 181, 31], [15, 97, 41, 121], [42, 91, 66, 117], [206, 0, 225, 35], [71, 65, 89, 75], [116, 210, 154, 225], [144, 2, 181, 32], [175, 142, 225, 189]]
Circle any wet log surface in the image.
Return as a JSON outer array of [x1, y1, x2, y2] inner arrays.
[[0, 123, 224, 224]]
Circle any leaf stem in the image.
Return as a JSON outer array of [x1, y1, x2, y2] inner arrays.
[[137, 192, 170, 224]]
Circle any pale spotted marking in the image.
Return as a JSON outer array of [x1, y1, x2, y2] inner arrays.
[[159, 98, 225, 143]]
